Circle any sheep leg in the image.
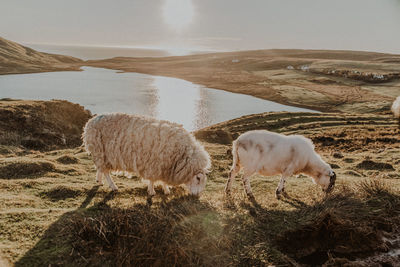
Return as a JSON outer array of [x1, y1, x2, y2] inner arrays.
[[242, 170, 255, 199], [95, 170, 104, 185], [104, 172, 118, 191], [225, 162, 240, 195], [161, 182, 170, 195], [275, 175, 287, 200], [147, 180, 156, 196]]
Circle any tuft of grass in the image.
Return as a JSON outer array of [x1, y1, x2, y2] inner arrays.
[[0, 160, 55, 179], [56, 155, 79, 165], [356, 160, 395, 171], [68, 197, 230, 267], [40, 186, 82, 201]]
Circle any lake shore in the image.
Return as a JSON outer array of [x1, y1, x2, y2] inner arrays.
[[86, 49, 400, 113]]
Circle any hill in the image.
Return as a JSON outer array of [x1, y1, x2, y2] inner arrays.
[[0, 37, 82, 75], [87, 49, 400, 113]]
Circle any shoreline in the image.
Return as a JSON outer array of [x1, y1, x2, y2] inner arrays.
[[84, 49, 400, 114]]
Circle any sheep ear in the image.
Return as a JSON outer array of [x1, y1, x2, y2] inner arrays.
[[196, 173, 204, 178]]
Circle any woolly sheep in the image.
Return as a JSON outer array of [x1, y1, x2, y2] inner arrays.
[[83, 113, 211, 196], [225, 130, 336, 200], [391, 96, 400, 119]]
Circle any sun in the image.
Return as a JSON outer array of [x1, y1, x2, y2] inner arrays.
[[162, 0, 194, 32]]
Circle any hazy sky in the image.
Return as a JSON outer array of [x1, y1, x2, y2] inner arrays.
[[1, 0, 400, 53]]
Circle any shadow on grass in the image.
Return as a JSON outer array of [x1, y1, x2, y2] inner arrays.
[[234, 180, 400, 266], [15, 188, 230, 267], [15, 180, 400, 266]]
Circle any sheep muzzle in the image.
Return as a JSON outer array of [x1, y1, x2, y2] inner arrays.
[[326, 171, 336, 193]]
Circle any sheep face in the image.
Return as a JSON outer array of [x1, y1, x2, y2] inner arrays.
[[186, 172, 207, 196], [316, 170, 336, 193]]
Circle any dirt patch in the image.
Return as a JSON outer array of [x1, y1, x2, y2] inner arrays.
[[56, 155, 79, 164], [275, 180, 400, 265], [330, 163, 340, 169], [0, 160, 56, 179], [356, 160, 395, 171], [41, 186, 82, 201], [276, 212, 385, 265], [194, 129, 233, 144]]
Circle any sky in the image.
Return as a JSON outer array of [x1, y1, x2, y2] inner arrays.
[[1, 0, 400, 53]]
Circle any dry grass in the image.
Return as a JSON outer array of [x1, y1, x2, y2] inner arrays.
[[1, 111, 400, 266]]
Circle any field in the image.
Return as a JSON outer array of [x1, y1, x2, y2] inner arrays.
[[1, 100, 400, 266]]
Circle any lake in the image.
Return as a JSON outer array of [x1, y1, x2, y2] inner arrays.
[[0, 67, 315, 131]]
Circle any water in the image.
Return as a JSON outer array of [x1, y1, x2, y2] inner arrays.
[[0, 67, 315, 130]]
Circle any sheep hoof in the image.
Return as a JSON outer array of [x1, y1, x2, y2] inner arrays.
[[163, 189, 170, 195], [247, 193, 255, 200], [110, 185, 118, 191], [275, 192, 281, 200]]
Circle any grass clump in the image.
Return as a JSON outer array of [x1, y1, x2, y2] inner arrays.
[[68, 197, 230, 266], [56, 155, 79, 165], [40, 186, 82, 201], [0, 160, 55, 179], [356, 160, 395, 171]]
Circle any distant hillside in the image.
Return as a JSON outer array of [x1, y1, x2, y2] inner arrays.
[[88, 48, 400, 113], [0, 37, 82, 74]]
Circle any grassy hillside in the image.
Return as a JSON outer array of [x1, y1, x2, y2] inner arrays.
[[0, 100, 399, 266], [0, 37, 82, 75], [87, 49, 400, 113]]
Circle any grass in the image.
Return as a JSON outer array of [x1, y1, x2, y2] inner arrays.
[[1, 112, 400, 266]]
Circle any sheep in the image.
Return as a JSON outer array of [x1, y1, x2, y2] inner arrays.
[[391, 96, 400, 122], [225, 130, 336, 200], [82, 113, 211, 196]]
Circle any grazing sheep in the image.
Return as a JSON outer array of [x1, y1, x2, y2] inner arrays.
[[83, 113, 211, 196], [391, 96, 400, 120], [225, 130, 336, 199]]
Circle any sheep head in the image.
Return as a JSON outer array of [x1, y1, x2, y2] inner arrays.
[[316, 169, 336, 193], [186, 172, 207, 196]]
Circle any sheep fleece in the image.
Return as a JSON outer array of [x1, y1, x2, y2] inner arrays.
[[83, 113, 211, 185]]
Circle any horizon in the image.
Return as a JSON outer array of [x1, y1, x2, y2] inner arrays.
[[1, 0, 400, 54]]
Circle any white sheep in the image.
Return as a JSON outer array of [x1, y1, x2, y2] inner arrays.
[[391, 96, 400, 118], [225, 130, 336, 199], [83, 113, 211, 196]]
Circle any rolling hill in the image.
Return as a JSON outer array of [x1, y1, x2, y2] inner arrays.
[[0, 37, 82, 75]]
